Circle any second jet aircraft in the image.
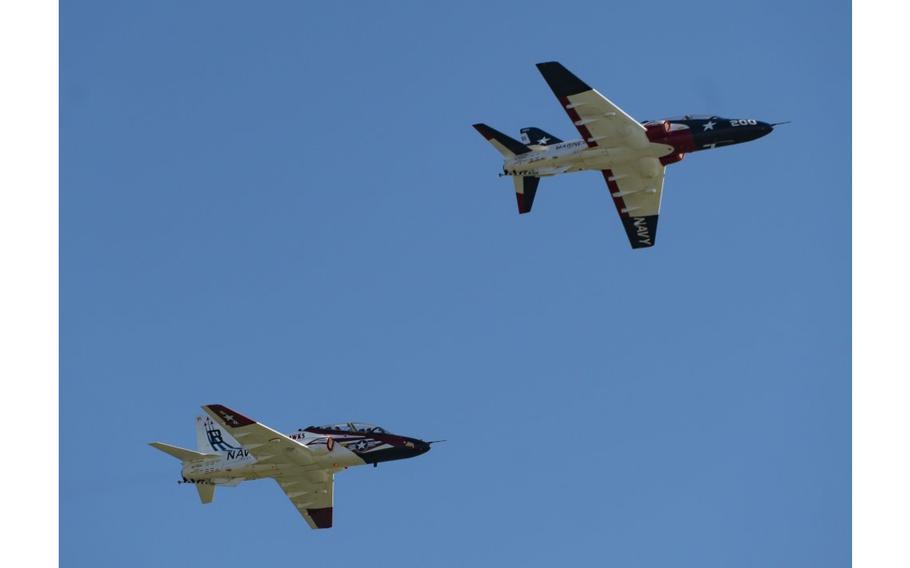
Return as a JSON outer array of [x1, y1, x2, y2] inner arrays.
[[474, 61, 783, 249]]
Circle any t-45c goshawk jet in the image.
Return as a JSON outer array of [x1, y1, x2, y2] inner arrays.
[[473, 61, 782, 249], [150, 404, 434, 529]]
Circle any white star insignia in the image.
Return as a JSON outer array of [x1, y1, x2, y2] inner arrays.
[[702, 120, 716, 131], [537, 136, 550, 144]]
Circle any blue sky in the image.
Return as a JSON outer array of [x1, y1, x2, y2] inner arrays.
[[61, 1, 850, 566]]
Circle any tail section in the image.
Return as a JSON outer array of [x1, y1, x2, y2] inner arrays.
[[513, 176, 540, 214], [149, 442, 220, 504], [196, 415, 243, 455], [151, 418, 245, 506], [520, 127, 563, 146], [149, 442, 216, 462], [472, 123, 532, 157]]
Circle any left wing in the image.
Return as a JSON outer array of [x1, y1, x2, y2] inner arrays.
[[602, 159, 665, 249], [202, 404, 316, 466], [275, 470, 334, 529], [536, 61, 647, 149]]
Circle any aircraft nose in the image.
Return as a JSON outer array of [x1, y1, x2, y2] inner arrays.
[[739, 120, 773, 142]]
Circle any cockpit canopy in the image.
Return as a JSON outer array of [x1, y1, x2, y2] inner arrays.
[[311, 422, 387, 434]]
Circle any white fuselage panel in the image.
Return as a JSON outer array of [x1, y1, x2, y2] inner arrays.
[[503, 139, 675, 177], [182, 431, 365, 484]]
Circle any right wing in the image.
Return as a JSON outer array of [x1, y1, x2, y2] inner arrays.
[[535, 61, 648, 150], [275, 470, 334, 529], [602, 160, 664, 249], [202, 404, 315, 466]]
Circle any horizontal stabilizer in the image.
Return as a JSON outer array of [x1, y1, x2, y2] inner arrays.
[[472, 123, 532, 157], [149, 442, 219, 462]]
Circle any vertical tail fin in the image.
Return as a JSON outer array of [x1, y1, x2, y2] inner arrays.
[[472, 123, 532, 157], [513, 176, 540, 214], [196, 484, 215, 504], [196, 415, 243, 455], [520, 127, 563, 146]]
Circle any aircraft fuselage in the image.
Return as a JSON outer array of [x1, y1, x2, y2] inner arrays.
[[502, 116, 773, 177], [180, 425, 430, 486]]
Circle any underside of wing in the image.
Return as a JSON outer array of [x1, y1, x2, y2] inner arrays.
[[602, 159, 665, 249], [536, 61, 647, 149], [202, 404, 315, 466], [276, 470, 334, 529]]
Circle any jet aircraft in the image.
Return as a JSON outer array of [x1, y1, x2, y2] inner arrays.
[[473, 61, 782, 249], [150, 404, 433, 529]]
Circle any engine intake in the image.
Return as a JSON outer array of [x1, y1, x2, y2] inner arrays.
[[660, 152, 685, 166], [645, 120, 671, 141]]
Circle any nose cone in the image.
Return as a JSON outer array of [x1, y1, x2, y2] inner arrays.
[[413, 439, 431, 455], [735, 120, 774, 143]]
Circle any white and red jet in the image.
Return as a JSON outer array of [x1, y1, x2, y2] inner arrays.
[[474, 61, 781, 249], [150, 404, 433, 529]]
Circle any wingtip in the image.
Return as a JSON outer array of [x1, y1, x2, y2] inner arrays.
[[307, 507, 333, 529], [621, 215, 659, 249], [535, 61, 591, 97], [204, 404, 256, 426]]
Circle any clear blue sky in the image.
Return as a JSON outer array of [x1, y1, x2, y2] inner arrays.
[[61, 1, 850, 566]]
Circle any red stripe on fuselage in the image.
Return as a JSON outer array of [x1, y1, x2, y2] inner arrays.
[[646, 126, 696, 154]]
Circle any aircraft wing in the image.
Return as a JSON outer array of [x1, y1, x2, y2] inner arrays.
[[275, 470, 334, 529], [202, 404, 316, 466], [536, 61, 648, 149], [602, 159, 664, 249]]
